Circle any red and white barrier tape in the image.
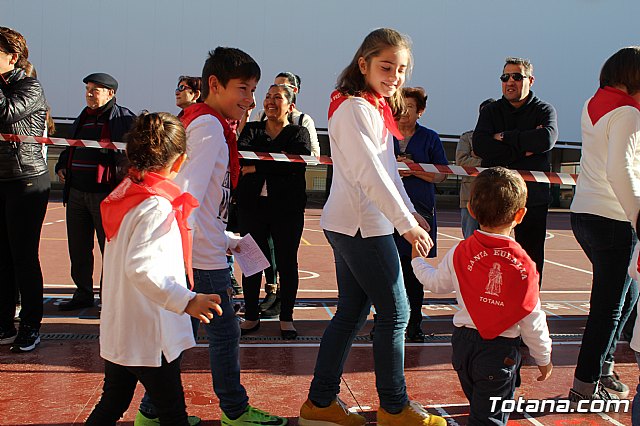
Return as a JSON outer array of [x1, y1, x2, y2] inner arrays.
[[0, 133, 578, 186]]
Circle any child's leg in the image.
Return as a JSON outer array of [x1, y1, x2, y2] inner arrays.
[[85, 360, 137, 425], [192, 268, 249, 419], [456, 328, 521, 425], [135, 356, 189, 425], [451, 328, 475, 403], [314, 231, 410, 414], [308, 231, 372, 407]]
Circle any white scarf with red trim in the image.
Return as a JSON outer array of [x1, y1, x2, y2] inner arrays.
[[452, 231, 539, 339]]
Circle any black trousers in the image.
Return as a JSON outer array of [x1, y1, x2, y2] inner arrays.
[[86, 356, 189, 426], [0, 173, 49, 329], [514, 204, 548, 286], [400, 255, 425, 327], [239, 198, 304, 322], [66, 187, 108, 302]]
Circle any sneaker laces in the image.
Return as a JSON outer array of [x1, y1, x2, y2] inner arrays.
[[595, 383, 617, 400], [245, 406, 277, 420]]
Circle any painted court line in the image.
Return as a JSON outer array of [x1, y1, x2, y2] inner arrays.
[[598, 412, 627, 426], [544, 259, 592, 275], [523, 413, 545, 426]]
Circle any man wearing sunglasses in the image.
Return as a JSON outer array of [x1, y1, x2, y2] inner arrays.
[[472, 57, 558, 287]]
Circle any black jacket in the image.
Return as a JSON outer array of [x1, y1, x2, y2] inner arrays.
[[472, 92, 558, 206], [236, 121, 310, 212], [0, 68, 48, 181], [55, 100, 136, 202]]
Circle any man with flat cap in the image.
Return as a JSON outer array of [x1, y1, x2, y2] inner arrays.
[[55, 73, 136, 311]]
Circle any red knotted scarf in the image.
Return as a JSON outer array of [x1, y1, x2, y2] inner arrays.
[[101, 171, 200, 288], [328, 90, 403, 140], [452, 231, 539, 339], [588, 86, 640, 126], [180, 103, 241, 189]]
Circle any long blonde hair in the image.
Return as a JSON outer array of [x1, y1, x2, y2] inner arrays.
[[336, 28, 413, 115]]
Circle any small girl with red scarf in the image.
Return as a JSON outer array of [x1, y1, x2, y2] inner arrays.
[[85, 112, 222, 425], [299, 28, 446, 426], [411, 167, 552, 426]]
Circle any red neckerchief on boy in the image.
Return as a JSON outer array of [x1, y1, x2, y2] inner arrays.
[[101, 171, 200, 288], [328, 90, 403, 140], [452, 231, 539, 339], [180, 103, 241, 189], [588, 86, 640, 126]]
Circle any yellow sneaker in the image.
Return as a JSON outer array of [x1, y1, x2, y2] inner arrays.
[[298, 398, 366, 426], [377, 401, 447, 426]]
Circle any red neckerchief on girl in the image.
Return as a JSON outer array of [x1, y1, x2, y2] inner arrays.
[[328, 90, 403, 140], [588, 86, 640, 126], [452, 231, 540, 339], [100, 171, 200, 288], [180, 103, 240, 189]]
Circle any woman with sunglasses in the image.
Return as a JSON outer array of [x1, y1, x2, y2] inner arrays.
[[236, 84, 310, 340], [174, 75, 201, 117]]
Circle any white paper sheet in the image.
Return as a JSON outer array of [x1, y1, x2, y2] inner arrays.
[[230, 233, 270, 277]]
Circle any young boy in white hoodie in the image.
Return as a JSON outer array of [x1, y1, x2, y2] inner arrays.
[[411, 167, 553, 425]]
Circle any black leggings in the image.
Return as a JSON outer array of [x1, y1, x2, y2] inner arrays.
[[0, 173, 49, 329], [86, 356, 189, 426], [239, 199, 304, 322]]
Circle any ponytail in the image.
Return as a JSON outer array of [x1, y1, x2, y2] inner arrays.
[[125, 112, 186, 182]]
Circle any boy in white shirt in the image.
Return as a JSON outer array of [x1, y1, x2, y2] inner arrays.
[[411, 167, 552, 425], [137, 47, 287, 426]]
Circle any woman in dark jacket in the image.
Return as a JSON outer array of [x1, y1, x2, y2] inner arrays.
[[0, 26, 49, 353], [237, 84, 310, 339]]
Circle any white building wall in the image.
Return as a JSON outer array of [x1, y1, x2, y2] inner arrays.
[[3, 0, 639, 141]]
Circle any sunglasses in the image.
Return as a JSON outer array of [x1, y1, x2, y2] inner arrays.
[[175, 84, 192, 93], [500, 73, 529, 82]]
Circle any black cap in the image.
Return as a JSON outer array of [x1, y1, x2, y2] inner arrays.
[[83, 73, 118, 92]]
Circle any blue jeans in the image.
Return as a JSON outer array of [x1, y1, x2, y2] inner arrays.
[[460, 207, 479, 239], [140, 268, 248, 419], [633, 352, 640, 425], [309, 230, 409, 413], [452, 327, 521, 425], [572, 213, 635, 384]]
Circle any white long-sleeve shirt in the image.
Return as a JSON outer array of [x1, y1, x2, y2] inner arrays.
[[571, 101, 640, 224], [174, 115, 232, 270], [411, 232, 552, 366], [321, 96, 417, 237], [100, 197, 196, 367]]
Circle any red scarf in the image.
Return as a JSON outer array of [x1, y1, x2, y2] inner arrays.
[[328, 90, 403, 140], [180, 103, 241, 189], [101, 172, 200, 288], [588, 86, 640, 126], [452, 231, 539, 339]]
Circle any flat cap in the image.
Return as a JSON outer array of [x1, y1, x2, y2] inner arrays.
[[83, 73, 118, 92]]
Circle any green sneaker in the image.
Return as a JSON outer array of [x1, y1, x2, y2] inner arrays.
[[221, 405, 287, 425], [134, 410, 201, 425]]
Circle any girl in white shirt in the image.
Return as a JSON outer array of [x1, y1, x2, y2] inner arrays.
[[299, 28, 445, 426], [86, 113, 222, 426]]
